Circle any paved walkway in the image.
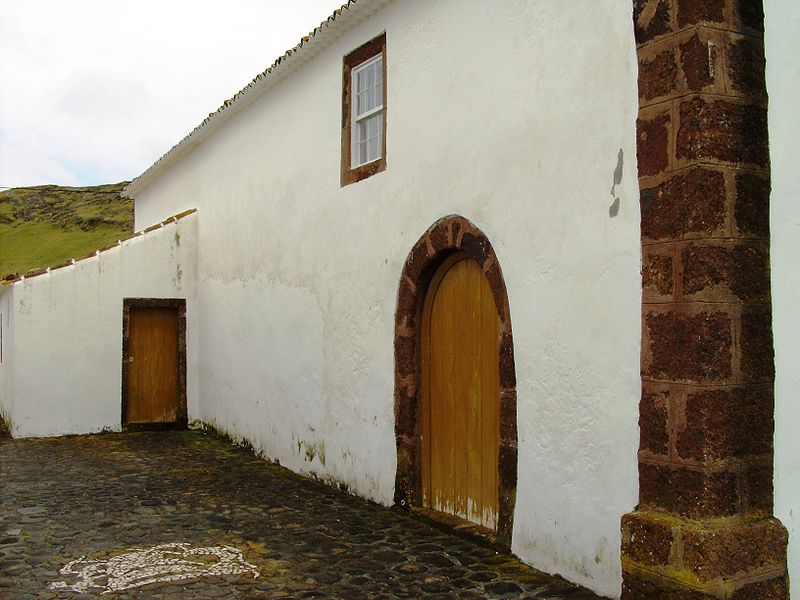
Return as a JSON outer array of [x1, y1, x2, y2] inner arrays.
[[0, 430, 606, 599]]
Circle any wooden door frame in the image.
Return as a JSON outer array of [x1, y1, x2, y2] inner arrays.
[[121, 298, 188, 431], [394, 215, 518, 549]]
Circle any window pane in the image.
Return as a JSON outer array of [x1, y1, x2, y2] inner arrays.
[[368, 137, 379, 162], [365, 88, 374, 113], [356, 69, 365, 93], [371, 113, 383, 162], [366, 63, 375, 89], [353, 112, 383, 166], [358, 119, 368, 143], [376, 80, 383, 107]]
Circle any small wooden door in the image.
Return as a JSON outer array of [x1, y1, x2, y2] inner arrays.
[[124, 306, 180, 427], [421, 253, 500, 530]]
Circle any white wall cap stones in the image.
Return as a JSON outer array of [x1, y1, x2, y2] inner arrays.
[[0, 209, 197, 287]]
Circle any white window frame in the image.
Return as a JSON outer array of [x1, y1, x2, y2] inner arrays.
[[351, 53, 384, 169]]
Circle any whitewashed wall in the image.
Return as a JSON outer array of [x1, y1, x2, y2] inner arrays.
[[132, 1, 641, 596], [765, 1, 800, 595], [0, 287, 15, 427], [1, 214, 197, 438]]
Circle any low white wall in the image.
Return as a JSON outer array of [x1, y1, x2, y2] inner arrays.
[[0, 286, 15, 427], [765, 1, 800, 595], [4, 214, 197, 438]]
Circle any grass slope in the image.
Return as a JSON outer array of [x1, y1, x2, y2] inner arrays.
[[0, 183, 133, 278]]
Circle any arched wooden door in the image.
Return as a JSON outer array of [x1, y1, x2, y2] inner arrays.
[[421, 253, 500, 530]]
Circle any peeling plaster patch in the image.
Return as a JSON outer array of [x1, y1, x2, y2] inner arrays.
[[48, 543, 259, 594], [609, 148, 624, 218]]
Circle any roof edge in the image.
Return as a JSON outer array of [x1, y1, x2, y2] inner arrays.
[[124, 0, 391, 199]]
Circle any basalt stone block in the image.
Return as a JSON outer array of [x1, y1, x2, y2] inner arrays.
[[637, 112, 670, 177], [394, 395, 418, 438], [621, 512, 673, 566], [641, 168, 725, 242], [731, 576, 788, 599], [395, 335, 416, 378], [677, 387, 773, 462], [634, 0, 673, 45], [622, 570, 714, 600], [396, 277, 418, 326], [404, 245, 430, 283], [459, 232, 489, 267], [640, 387, 670, 455], [682, 244, 733, 298], [677, 97, 768, 167], [643, 251, 673, 299], [639, 462, 738, 518], [393, 443, 417, 506], [681, 34, 716, 92], [499, 390, 517, 444], [734, 172, 770, 238], [499, 332, 516, 390], [644, 310, 732, 384], [498, 442, 518, 490], [450, 218, 465, 247], [677, 0, 725, 28], [428, 223, 450, 254], [743, 460, 774, 514], [681, 243, 770, 302], [729, 244, 770, 302], [739, 307, 774, 382], [484, 262, 509, 323], [639, 50, 678, 101], [681, 518, 788, 581], [736, 0, 765, 33], [729, 36, 767, 97]]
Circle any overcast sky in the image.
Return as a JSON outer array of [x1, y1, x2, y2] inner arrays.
[[0, 0, 340, 188]]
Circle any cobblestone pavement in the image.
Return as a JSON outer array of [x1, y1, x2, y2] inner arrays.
[[1, 430, 607, 599]]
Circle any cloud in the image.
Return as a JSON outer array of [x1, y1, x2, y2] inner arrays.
[[0, 131, 81, 187], [0, 0, 340, 187], [54, 70, 152, 123]]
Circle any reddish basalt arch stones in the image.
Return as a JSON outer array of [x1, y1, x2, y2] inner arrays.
[[393, 215, 517, 548]]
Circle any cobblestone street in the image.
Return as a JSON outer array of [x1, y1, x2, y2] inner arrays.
[[0, 430, 606, 599]]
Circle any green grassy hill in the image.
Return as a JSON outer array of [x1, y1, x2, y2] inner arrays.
[[0, 183, 134, 278]]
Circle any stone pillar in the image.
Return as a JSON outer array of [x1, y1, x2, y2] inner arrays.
[[622, 1, 789, 597]]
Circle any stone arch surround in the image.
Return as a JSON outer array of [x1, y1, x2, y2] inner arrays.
[[393, 215, 518, 547]]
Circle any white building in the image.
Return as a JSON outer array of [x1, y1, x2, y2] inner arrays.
[[1, 1, 796, 598]]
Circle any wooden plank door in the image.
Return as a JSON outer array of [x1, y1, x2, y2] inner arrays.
[[421, 254, 500, 530], [125, 306, 180, 426]]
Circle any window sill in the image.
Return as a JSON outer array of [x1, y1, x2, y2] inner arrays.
[[341, 155, 386, 187]]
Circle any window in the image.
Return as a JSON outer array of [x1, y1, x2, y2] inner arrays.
[[341, 33, 386, 186]]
